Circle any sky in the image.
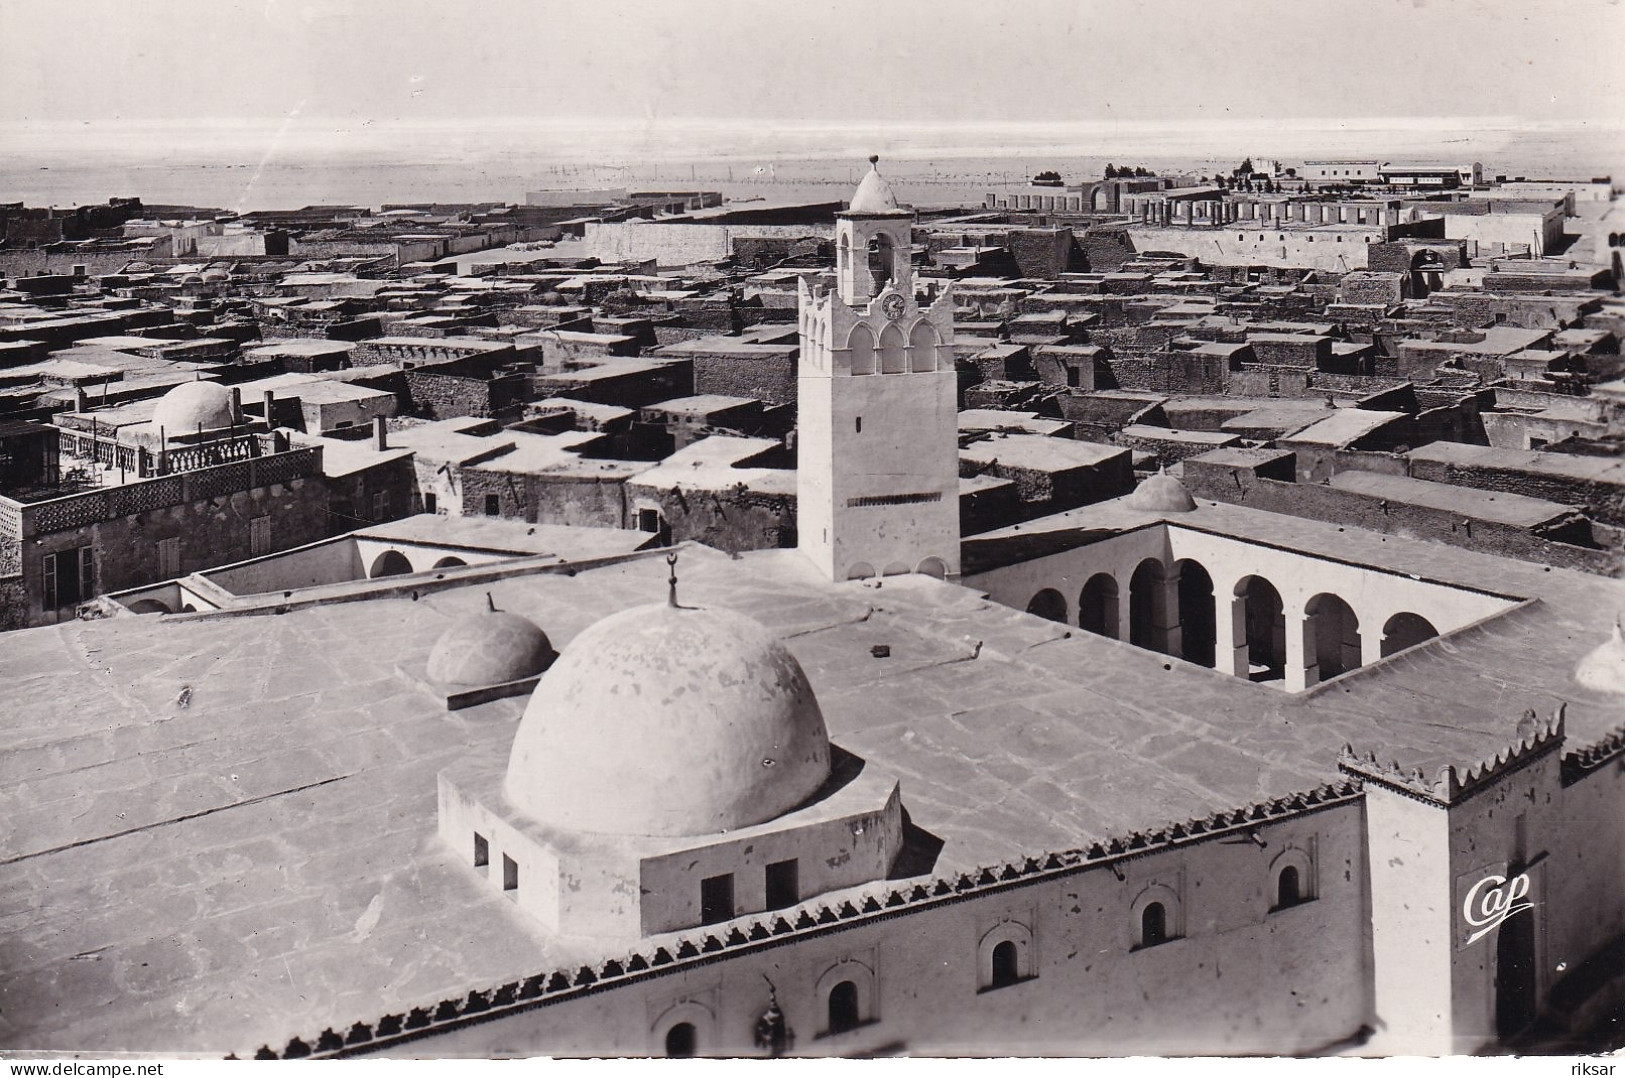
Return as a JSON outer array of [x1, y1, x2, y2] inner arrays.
[[1, 0, 1622, 132]]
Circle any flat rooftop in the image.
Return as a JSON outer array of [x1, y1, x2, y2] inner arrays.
[[4, 503, 1624, 1053], [1409, 441, 1625, 484], [1280, 409, 1406, 447], [1328, 469, 1578, 528], [960, 433, 1127, 471]]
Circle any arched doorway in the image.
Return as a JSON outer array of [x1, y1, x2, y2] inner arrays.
[[1027, 588, 1067, 624], [369, 549, 413, 578], [664, 1022, 697, 1058], [1077, 573, 1119, 638], [1306, 593, 1361, 679], [1175, 559, 1215, 668], [1495, 879, 1538, 1040], [1235, 575, 1286, 680], [1129, 559, 1175, 655], [1381, 611, 1439, 657]]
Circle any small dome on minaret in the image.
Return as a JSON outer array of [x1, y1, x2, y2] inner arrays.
[[847, 155, 904, 215]]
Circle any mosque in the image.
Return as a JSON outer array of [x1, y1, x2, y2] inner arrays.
[[3, 162, 1625, 1060]]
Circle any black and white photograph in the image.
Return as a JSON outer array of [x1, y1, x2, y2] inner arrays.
[[1, 0, 1623, 1065]]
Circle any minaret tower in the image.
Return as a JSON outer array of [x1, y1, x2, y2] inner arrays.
[[796, 156, 959, 582]]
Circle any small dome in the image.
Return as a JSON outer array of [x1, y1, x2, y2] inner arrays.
[[1126, 471, 1197, 513], [151, 380, 233, 435], [1575, 617, 1625, 696], [182, 274, 204, 285], [426, 609, 554, 687], [203, 270, 230, 283], [504, 603, 831, 837], [847, 156, 903, 214], [126, 261, 152, 273]]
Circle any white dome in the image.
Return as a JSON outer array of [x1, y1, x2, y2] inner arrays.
[[1126, 471, 1197, 513], [151, 381, 233, 435], [426, 610, 554, 687], [503, 603, 832, 837], [847, 156, 904, 215], [1576, 617, 1625, 696]]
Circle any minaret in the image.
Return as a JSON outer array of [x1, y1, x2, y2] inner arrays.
[[796, 156, 959, 582]]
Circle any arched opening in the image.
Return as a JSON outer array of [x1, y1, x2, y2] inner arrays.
[[845, 561, 876, 581], [1077, 572, 1119, 638], [916, 556, 948, 579], [369, 549, 413, 578], [1026, 588, 1067, 624], [1141, 902, 1168, 947], [838, 234, 850, 273], [664, 1022, 696, 1059], [1276, 865, 1301, 909], [848, 325, 875, 376], [431, 556, 467, 570], [1129, 559, 1175, 654], [867, 234, 895, 294], [882, 561, 910, 577], [1306, 592, 1362, 679], [1235, 575, 1286, 680], [909, 321, 937, 372], [1381, 611, 1439, 657], [990, 940, 1020, 989], [827, 980, 861, 1036], [127, 598, 172, 614], [878, 323, 906, 374], [1175, 559, 1215, 668]]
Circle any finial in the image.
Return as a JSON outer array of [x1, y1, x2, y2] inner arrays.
[[666, 552, 680, 608], [869, 154, 880, 167], [486, 592, 498, 613]]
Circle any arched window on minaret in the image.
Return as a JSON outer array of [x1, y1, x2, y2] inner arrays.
[[909, 321, 937, 372], [868, 234, 895, 294], [838, 234, 849, 273], [848, 324, 876, 376], [879, 324, 906, 374]]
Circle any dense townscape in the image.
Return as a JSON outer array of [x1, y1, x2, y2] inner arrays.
[[5, 153, 1625, 1058]]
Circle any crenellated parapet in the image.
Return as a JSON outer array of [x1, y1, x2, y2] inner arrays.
[[1560, 720, 1625, 786], [1338, 704, 1567, 805], [250, 779, 1361, 1059]]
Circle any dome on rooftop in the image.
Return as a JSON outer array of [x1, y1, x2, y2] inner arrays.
[[1126, 470, 1197, 513], [504, 602, 832, 837], [426, 608, 554, 688], [203, 270, 230, 283], [151, 380, 233, 436], [1575, 616, 1625, 696], [846, 156, 903, 215]]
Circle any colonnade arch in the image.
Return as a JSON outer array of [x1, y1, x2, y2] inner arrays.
[[1018, 554, 1456, 691]]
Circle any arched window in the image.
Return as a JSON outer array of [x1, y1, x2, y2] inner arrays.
[[1141, 902, 1168, 947], [827, 981, 860, 1036], [879, 324, 906, 374], [1277, 865, 1301, 909], [1268, 847, 1316, 912], [432, 555, 467, 569], [1306, 592, 1362, 681], [665, 1022, 696, 1058], [977, 921, 1035, 991], [990, 940, 1020, 989], [848, 325, 875, 376], [838, 234, 850, 272], [909, 320, 937, 372]]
